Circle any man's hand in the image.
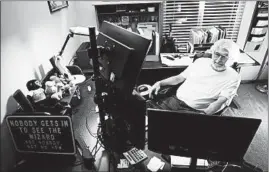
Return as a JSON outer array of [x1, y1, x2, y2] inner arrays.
[[149, 81, 161, 99], [203, 96, 228, 115]]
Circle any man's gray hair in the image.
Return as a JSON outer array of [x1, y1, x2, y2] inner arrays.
[[207, 39, 240, 66], [212, 39, 233, 56]]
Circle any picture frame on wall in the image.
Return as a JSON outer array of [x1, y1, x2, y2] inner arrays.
[[48, 1, 68, 13]]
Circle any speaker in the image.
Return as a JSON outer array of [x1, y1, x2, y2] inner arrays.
[[13, 89, 35, 112]]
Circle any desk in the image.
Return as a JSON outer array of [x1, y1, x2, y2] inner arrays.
[[237, 50, 260, 67], [139, 55, 188, 85], [139, 51, 259, 85]]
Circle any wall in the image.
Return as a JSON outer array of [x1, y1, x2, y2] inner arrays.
[[236, 1, 268, 81], [73, 1, 99, 43], [0, 1, 97, 172]]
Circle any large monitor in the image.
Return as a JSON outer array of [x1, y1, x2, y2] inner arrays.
[[98, 21, 152, 96], [92, 22, 150, 152], [147, 108, 261, 164], [96, 32, 134, 89]]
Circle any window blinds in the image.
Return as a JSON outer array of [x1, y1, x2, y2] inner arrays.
[[162, 1, 246, 46]]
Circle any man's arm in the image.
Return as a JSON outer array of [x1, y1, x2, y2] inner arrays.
[[203, 96, 228, 115], [159, 74, 186, 87], [149, 74, 186, 98]]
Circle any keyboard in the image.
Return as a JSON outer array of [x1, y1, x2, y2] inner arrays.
[[123, 147, 148, 165]]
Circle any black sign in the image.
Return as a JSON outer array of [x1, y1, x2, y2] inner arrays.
[[6, 115, 76, 155]]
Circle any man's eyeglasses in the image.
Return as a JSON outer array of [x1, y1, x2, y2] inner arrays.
[[214, 52, 228, 59]]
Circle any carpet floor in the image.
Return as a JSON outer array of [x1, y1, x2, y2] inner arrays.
[[72, 78, 268, 171], [225, 83, 268, 171]]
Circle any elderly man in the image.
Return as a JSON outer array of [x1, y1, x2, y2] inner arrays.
[[149, 39, 241, 115]]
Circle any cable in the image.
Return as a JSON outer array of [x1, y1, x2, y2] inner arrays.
[[207, 160, 228, 170], [86, 116, 98, 138], [85, 110, 99, 139], [221, 162, 228, 172], [72, 160, 84, 166], [68, 55, 77, 65], [91, 138, 99, 155], [93, 144, 102, 158]]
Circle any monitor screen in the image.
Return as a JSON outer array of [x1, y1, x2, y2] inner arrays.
[[99, 21, 152, 92], [96, 32, 134, 85], [147, 108, 261, 162], [94, 29, 147, 151]]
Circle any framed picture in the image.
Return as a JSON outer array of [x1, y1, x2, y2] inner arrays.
[[48, 1, 68, 13]]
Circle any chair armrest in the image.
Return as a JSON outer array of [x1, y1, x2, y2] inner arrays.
[[66, 65, 84, 75], [153, 83, 182, 100]]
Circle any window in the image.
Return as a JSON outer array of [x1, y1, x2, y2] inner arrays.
[[162, 1, 246, 48]]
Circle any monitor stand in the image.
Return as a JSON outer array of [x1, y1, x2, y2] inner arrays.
[[189, 156, 198, 170]]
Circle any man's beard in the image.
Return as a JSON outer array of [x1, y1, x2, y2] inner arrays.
[[211, 63, 226, 72]]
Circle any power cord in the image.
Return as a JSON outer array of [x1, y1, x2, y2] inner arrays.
[[86, 114, 98, 138], [221, 162, 229, 172]]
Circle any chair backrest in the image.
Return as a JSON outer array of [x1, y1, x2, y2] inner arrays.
[[13, 89, 35, 112]]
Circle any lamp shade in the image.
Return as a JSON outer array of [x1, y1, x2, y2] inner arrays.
[[69, 26, 99, 36]]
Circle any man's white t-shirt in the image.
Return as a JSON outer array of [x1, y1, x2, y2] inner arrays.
[[176, 58, 241, 112]]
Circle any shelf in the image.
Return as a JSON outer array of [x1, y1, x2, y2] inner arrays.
[[99, 11, 158, 16], [253, 25, 268, 28], [250, 33, 267, 37], [256, 16, 268, 20], [93, 1, 162, 6]]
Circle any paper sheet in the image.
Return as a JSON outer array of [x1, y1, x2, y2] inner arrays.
[[171, 155, 191, 166], [197, 159, 209, 166], [171, 155, 208, 167], [147, 156, 165, 172], [160, 53, 194, 66]]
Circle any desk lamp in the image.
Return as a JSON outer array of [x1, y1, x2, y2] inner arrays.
[[59, 27, 99, 56], [52, 26, 99, 85]]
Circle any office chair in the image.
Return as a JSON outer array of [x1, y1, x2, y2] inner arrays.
[[13, 89, 35, 112]]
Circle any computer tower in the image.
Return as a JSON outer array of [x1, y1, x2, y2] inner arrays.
[[74, 42, 92, 70]]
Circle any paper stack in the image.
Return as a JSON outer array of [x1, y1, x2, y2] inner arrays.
[[171, 155, 208, 169], [117, 159, 130, 169], [147, 156, 165, 172], [160, 53, 193, 67]]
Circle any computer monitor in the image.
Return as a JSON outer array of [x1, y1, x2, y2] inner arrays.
[[96, 32, 134, 88], [93, 24, 148, 151], [147, 108, 261, 163], [99, 21, 152, 95]]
